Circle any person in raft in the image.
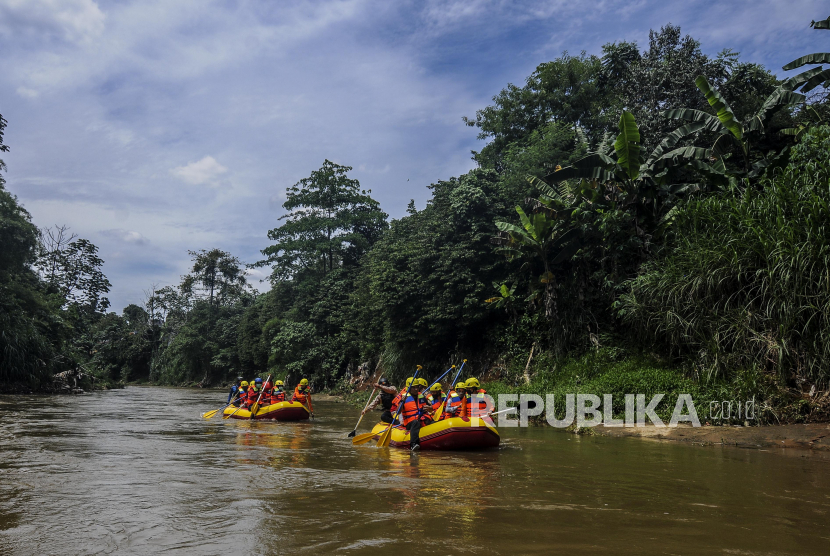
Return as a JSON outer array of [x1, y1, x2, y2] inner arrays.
[[292, 378, 314, 415], [243, 378, 263, 408], [401, 380, 434, 451], [442, 381, 466, 419], [429, 383, 445, 412], [465, 378, 488, 417], [361, 377, 398, 424], [228, 376, 244, 405], [270, 380, 287, 404]]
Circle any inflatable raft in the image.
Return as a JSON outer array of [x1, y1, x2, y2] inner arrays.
[[223, 401, 310, 421], [368, 416, 499, 450]]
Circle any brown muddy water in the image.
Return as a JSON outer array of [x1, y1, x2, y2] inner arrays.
[[1, 387, 829, 555]]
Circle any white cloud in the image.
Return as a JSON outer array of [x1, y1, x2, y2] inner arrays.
[[0, 0, 105, 44], [100, 229, 149, 245], [170, 156, 228, 186], [16, 86, 39, 98]]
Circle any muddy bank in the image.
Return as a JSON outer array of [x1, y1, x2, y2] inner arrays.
[[593, 422, 830, 451]]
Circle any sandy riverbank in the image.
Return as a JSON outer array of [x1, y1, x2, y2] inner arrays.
[[593, 422, 830, 452]]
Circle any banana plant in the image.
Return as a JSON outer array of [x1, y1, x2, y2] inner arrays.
[[542, 111, 705, 237], [779, 16, 830, 138], [663, 76, 804, 179], [493, 207, 579, 320]]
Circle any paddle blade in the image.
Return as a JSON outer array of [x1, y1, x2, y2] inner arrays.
[[347, 429, 356, 438], [351, 431, 379, 445], [249, 403, 259, 420], [377, 425, 394, 447], [201, 409, 219, 419]]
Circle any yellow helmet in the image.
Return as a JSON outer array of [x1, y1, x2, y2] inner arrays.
[[465, 378, 480, 389], [240, 381, 249, 387], [417, 378, 428, 387], [455, 382, 466, 390], [405, 377, 415, 388], [430, 383, 443, 392], [275, 380, 284, 386], [300, 378, 309, 386]]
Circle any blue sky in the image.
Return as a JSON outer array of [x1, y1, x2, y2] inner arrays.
[[1, 0, 827, 311]]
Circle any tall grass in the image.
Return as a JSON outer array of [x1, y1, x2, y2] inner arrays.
[[619, 126, 830, 386]]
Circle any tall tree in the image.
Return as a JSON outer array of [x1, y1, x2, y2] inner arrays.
[[180, 249, 247, 306], [258, 160, 388, 281]]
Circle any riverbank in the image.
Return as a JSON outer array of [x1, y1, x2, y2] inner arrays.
[[592, 422, 830, 452]]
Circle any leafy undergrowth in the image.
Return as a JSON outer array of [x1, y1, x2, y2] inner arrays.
[[483, 348, 829, 425]]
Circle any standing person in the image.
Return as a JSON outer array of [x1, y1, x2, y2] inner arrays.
[[401, 382, 434, 451], [443, 382, 466, 419], [361, 377, 397, 424], [227, 377, 244, 405], [429, 383, 445, 412]]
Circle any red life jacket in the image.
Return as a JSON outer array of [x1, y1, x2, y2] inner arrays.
[[246, 386, 261, 407], [271, 389, 286, 403], [401, 393, 427, 426]]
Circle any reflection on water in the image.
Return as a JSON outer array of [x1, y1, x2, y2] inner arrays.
[[0, 387, 829, 555]]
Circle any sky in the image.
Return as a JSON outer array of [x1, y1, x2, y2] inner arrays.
[[1, 0, 828, 312]]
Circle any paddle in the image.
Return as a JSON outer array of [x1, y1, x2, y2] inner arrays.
[[433, 359, 466, 421], [249, 374, 272, 420], [377, 365, 421, 447], [348, 383, 380, 437], [223, 401, 246, 420], [201, 399, 237, 420]]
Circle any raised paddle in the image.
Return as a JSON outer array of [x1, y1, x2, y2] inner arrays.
[[249, 374, 273, 420], [433, 359, 466, 421], [348, 382, 381, 438], [377, 365, 422, 447]]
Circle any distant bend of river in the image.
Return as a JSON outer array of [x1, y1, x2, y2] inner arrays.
[[1, 387, 828, 555]]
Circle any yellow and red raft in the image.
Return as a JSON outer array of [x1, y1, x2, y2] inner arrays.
[[368, 416, 500, 450], [223, 401, 310, 421]]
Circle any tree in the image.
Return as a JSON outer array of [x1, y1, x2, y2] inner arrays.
[[258, 160, 388, 281], [180, 249, 247, 306], [35, 229, 112, 315]]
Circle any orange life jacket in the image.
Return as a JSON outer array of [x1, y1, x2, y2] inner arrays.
[[430, 392, 445, 412], [467, 389, 489, 416], [401, 393, 427, 426], [271, 389, 286, 403], [442, 390, 463, 419], [390, 389, 404, 412], [292, 386, 310, 404]]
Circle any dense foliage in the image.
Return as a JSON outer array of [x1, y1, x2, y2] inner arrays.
[[4, 20, 830, 419]]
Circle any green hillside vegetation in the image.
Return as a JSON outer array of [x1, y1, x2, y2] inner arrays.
[[3, 20, 830, 421]]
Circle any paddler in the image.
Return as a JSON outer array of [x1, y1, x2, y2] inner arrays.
[[361, 377, 397, 423], [227, 376, 244, 405], [465, 377, 489, 417], [292, 378, 314, 415], [389, 377, 414, 418], [271, 380, 287, 403], [401, 380, 434, 451], [429, 383, 445, 412], [442, 382, 466, 419], [244, 377, 263, 408]]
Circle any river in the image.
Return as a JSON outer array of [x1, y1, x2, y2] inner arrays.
[[1, 387, 828, 554]]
